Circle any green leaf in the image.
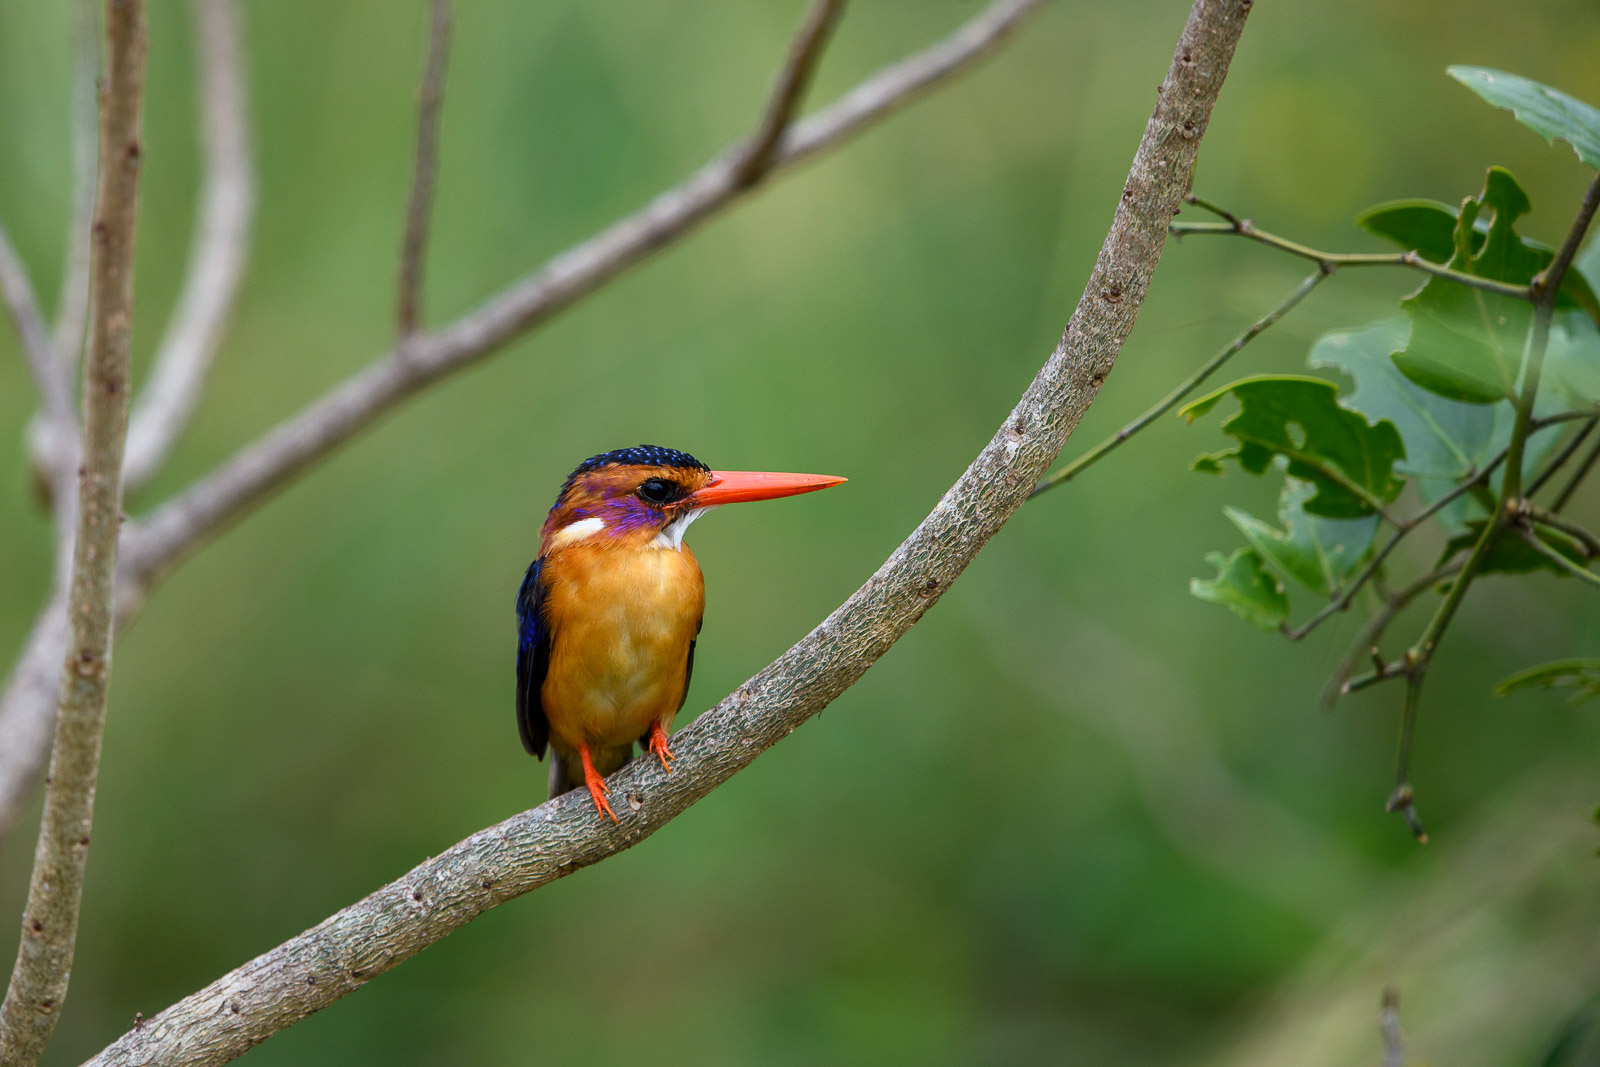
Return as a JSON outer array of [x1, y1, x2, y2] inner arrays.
[[1494, 658, 1600, 704], [1225, 479, 1378, 595], [1190, 548, 1288, 632], [1357, 198, 1599, 323], [1394, 168, 1544, 404], [1439, 520, 1587, 576], [1182, 375, 1406, 518], [1357, 199, 1484, 263], [1544, 310, 1600, 409], [1448, 66, 1600, 169]]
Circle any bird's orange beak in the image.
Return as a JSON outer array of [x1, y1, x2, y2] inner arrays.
[[689, 470, 847, 507]]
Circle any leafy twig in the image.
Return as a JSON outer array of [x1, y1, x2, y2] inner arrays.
[[1523, 503, 1600, 558], [1031, 267, 1329, 498], [396, 0, 452, 339], [1284, 449, 1507, 642], [1321, 561, 1463, 709], [0, 1, 149, 1060], [1175, 194, 1535, 301], [1516, 527, 1600, 588]]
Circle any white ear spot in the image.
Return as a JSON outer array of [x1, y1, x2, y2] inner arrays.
[[653, 508, 709, 550], [550, 517, 606, 547]]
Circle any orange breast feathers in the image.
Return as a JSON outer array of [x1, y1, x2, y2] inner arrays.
[[537, 539, 705, 755]]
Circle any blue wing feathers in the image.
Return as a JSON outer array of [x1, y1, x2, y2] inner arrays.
[[515, 557, 550, 758]]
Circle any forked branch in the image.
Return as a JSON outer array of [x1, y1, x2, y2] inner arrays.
[[82, 3, 1252, 1064], [0, 0, 149, 1061], [0, 0, 1045, 843]]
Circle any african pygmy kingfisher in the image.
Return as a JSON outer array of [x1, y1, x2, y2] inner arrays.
[[516, 445, 845, 821]]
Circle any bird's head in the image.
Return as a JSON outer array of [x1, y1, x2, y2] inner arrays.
[[540, 445, 845, 552]]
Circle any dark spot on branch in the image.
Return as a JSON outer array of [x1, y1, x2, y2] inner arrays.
[[30, 920, 43, 933], [1122, 186, 1134, 201], [626, 793, 644, 811], [230, 1002, 241, 1015], [919, 578, 940, 597], [1101, 285, 1123, 304], [1181, 120, 1197, 139], [78, 835, 90, 846], [1181, 51, 1193, 64], [126, 139, 141, 162], [134, 1012, 144, 1031], [1090, 372, 1107, 388], [40, 999, 54, 1010], [411, 890, 423, 902]]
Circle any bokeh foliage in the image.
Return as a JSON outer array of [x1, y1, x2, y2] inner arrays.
[[2, 1, 1600, 1064]]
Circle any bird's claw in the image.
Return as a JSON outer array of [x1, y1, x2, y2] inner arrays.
[[586, 777, 618, 823], [649, 724, 675, 773]]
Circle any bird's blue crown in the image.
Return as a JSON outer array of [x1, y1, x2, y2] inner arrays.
[[560, 445, 708, 496]]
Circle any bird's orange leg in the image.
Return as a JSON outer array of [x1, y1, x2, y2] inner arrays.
[[648, 722, 675, 773], [578, 744, 618, 823]]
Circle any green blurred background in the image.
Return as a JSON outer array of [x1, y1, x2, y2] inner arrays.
[[3, 1, 1600, 1063]]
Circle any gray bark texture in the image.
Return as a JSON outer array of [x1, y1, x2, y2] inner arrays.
[[0, 0, 149, 1062], [80, 1, 1251, 1064]]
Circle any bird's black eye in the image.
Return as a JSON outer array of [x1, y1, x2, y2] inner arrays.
[[637, 478, 676, 505]]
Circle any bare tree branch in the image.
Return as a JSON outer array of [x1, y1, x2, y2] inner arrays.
[[395, 0, 451, 339], [82, 3, 1252, 1063], [117, 0, 1044, 588], [0, 0, 149, 1060], [0, 223, 75, 479], [0, 0, 1042, 849], [734, 0, 845, 185], [51, 0, 101, 372], [0, 598, 72, 841], [121, 0, 255, 492]]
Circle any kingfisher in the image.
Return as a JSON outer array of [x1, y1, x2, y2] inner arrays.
[[516, 445, 845, 821]]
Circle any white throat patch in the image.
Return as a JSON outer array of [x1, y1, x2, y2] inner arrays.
[[653, 507, 709, 550]]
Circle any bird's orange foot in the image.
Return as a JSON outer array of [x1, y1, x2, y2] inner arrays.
[[578, 744, 618, 823], [649, 723, 675, 773]]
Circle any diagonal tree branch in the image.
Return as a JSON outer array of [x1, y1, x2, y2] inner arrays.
[[117, 0, 1044, 589], [0, 0, 149, 1060], [82, 3, 1251, 1063], [395, 0, 452, 339], [0, 0, 1041, 859], [121, 0, 255, 493], [733, 0, 845, 185], [0, 222, 76, 489]]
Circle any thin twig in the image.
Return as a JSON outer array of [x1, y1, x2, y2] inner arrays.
[[734, 0, 846, 185], [1524, 503, 1600, 558], [115, 0, 1045, 590], [121, 0, 255, 493], [79, 6, 1253, 1065], [1031, 267, 1329, 498], [1320, 561, 1462, 709], [396, 0, 452, 339], [1381, 987, 1406, 1067], [1529, 407, 1600, 430], [0, 1, 149, 1060], [0, 224, 74, 467], [1284, 448, 1507, 642], [1552, 432, 1600, 513], [1517, 526, 1600, 588], [1526, 417, 1597, 496], [1174, 195, 1534, 301]]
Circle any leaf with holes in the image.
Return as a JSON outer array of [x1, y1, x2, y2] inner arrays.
[[1449, 66, 1600, 169], [1393, 167, 1543, 404], [1494, 658, 1600, 704], [1357, 197, 1598, 321], [1225, 479, 1378, 595], [1183, 375, 1405, 518], [1190, 548, 1288, 632]]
